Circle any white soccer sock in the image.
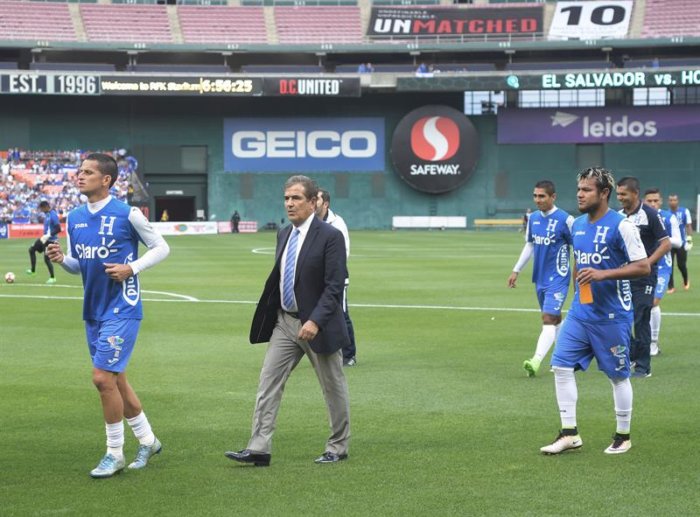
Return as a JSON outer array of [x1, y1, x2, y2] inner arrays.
[[533, 324, 557, 361], [554, 322, 562, 342], [554, 367, 577, 429], [106, 421, 125, 458], [610, 377, 633, 434], [650, 305, 661, 342], [127, 411, 156, 446]]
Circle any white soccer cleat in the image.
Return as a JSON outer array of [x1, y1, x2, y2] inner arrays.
[[604, 434, 632, 454], [90, 453, 125, 478], [540, 432, 583, 455], [128, 438, 162, 470]]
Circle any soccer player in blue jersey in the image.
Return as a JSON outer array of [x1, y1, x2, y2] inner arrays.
[[508, 180, 573, 377], [667, 194, 693, 292], [47, 153, 170, 478], [616, 177, 670, 378], [540, 167, 649, 456], [26, 200, 60, 284], [643, 188, 682, 356]]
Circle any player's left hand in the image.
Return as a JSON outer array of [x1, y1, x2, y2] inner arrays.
[[298, 320, 319, 342], [103, 263, 134, 282], [577, 267, 605, 284], [685, 235, 693, 251]]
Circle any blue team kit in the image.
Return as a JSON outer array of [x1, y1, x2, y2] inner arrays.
[[553, 210, 636, 377], [68, 198, 145, 372], [527, 208, 573, 315]]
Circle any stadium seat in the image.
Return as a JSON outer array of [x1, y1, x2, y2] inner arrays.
[[178, 6, 268, 44], [80, 4, 173, 43], [274, 6, 363, 44], [0, 1, 76, 41], [642, 0, 700, 38]]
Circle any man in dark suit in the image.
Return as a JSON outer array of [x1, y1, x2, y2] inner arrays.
[[226, 175, 351, 466]]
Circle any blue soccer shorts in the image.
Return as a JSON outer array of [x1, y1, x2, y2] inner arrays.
[[536, 282, 569, 316], [551, 315, 632, 378], [85, 319, 141, 373], [655, 269, 671, 300]]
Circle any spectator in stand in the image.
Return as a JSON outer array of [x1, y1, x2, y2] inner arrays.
[[357, 63, 374, 73]]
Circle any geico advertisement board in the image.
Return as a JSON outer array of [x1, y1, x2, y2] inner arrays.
[[224, 118, 385, 172]]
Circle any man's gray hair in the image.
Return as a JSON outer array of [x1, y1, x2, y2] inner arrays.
[[284, 175, 318, 201]]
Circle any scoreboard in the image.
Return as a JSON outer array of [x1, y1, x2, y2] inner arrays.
[[0, 73, 361, 97]]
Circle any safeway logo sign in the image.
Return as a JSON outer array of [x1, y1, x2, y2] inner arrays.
[[224, 117, 385, 172], [411, 116, 460, 161], [498, 106, 700, 144], [392, 105, 479, 194]]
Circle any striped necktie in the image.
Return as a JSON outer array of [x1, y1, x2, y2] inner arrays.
[[282, 229, 300, 310]]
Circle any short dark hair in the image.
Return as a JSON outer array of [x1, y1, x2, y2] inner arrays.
[[318, 189, 331, 204], [284, 175, 318, 201], [577, 166, 615, 200], [644, 187, 661, 197], [85, 152, 118, 188], [39, 200, 50, 208], [534, 180, 556, 196], [617, 176, 640, 194]]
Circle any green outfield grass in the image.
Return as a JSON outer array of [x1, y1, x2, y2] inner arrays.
[[1, 231, 699, 516]]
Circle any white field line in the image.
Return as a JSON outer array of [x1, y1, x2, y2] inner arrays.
[[0, 290, 698, 317]]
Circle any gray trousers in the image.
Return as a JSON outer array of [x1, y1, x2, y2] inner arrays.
[[247, 310, 351, 455]]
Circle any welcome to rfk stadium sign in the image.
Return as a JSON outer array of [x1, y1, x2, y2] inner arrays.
[[368, 6, 543, 38]]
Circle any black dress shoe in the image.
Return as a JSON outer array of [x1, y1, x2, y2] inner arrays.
[[314, 452, 348, 464], [225, 449, 271, 467]]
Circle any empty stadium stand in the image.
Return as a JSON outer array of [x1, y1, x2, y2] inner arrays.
[[241, 64, 325, 73], [126, 63, 230, 73], [274, 6, 363, 44], [642, 0, 700, 38], [506, 60, 612, 71], [0, 1, 76, 42], [80, 4, 173, 43], [178, 6, 268, 44], [30, 62, 117, 72]]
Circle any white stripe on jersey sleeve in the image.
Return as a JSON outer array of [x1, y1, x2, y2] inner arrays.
[[59, 213, 80, 274], [127, 207, 170, 275], [513, 242, 534, 273], [669, 214, 682, 248], [619, 218, 647, 262]]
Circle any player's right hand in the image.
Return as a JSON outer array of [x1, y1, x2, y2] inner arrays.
[[46, 242, 64, 263], [507, 272, 518, 288]]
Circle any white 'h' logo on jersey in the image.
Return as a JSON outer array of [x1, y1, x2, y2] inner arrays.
[[593, 225, 610, 244], [546, 219, 558, 233], [99, 216, 116, 236]]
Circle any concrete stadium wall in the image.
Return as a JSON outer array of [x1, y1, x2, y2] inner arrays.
[[1, 94, 698, 228]]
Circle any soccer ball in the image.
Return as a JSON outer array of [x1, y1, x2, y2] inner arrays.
[[4, 272, 15, 283]]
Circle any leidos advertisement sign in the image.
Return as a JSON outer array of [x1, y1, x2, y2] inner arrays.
[[224, 118, 384, 172], [391, 106, 479, 194], [498, 106, 700, 144]]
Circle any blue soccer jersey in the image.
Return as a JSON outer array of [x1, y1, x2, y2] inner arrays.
[[569, 209, 646, 324], [657, 209, 678, 273], [67, 198, 144, 321], [526, 207, 573, 287], [44, 209, 61, 243], [672, 206, 691, 245]]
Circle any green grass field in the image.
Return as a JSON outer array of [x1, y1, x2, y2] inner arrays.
[[1, 231, 699, 516]]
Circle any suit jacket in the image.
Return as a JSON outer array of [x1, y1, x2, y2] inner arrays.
[[250, 216, 350, 354]]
